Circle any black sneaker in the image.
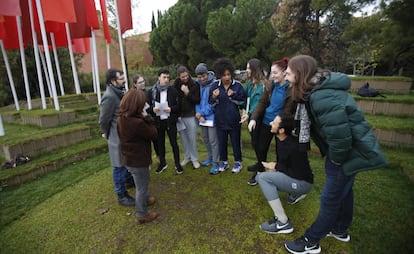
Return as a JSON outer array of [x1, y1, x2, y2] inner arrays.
[[175, 165, 183, 174], [285, 236, 321, 254], [155, 163, 167, 173], [247, 175, 257, 186], [287, 193, 307, 205], [247, 163, 265, 172], [326, 231, 351, 242]]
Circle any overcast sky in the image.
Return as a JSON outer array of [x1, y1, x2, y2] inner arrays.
[[131, 0, 178, 34]]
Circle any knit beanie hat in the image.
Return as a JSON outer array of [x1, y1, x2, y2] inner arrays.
[[195, 63, 208, 74]]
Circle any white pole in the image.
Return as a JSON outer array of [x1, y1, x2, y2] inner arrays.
[[0, 115, 4, 136], [65, 23, 81, 94], [114, 0, 128, 90], [16, 16, 32, 110], [90, 38, 97, 93], [28, 0, 46, 109], [91, 30, 101, 104], [38, 46, 52, 97], [106, 43, 110, 69], [35, 0, 60, 111], [0, 41, 20, 111], [50, 33, 64, 96]]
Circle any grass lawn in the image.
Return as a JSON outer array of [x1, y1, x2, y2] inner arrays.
[[0, 134, 413, 254]]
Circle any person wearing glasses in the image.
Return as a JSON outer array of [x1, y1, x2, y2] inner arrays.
[[99, 68, 135, 207], [132, 74, 147, 92]]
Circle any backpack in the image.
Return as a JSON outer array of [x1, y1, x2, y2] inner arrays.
[[357, 82, 386, 98]]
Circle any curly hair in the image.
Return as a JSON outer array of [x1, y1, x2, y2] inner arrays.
[[212, 57, 234, 78]]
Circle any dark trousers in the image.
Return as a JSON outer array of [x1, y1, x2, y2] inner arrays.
[[216, 126, 242, 162], [255, 123, 275, 164], [157, 120, 180, 166], [305, 157, 355, 243]]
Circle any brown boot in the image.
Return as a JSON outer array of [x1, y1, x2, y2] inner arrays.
[[147, 196, 156, 206], [136, 211, 158, 224]]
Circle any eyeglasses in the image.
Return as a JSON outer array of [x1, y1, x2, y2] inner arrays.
[[137, 80, 145, 84]]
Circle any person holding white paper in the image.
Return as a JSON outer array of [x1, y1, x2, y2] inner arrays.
[[194, 63, 220, 174], [148, 68, 183, 174]]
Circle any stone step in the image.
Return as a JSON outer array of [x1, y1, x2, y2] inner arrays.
[[0, 138, 107, 187], [356, 99, 414, 117], [0, 124, 92, 161]]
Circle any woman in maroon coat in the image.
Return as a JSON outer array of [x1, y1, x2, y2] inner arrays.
[[117, 89, 158, 224]]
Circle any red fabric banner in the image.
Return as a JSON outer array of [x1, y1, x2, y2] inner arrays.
[[0, 0, 22, 16], [69, 0, 91, 39], [0, 16, 20, 50], [72, 37, 90, 53], [99, 0, 111, 43], [83, 0, 99, 30], [116, 0, 132, 34], [40, 0, 77, 23]]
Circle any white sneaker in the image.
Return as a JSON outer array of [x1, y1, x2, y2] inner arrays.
[[231, 161, 242, 173], [180, 159, 190, 167], [192, 160, 200, 169]]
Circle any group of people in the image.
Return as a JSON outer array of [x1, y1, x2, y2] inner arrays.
[[99, 55, 387, 254]]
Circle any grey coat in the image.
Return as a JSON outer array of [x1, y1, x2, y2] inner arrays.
[[99, 85, 124, 167]]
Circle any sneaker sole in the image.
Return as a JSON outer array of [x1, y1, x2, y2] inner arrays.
[[155, 165, 168, 174], [287, 194, 307, 205], [247, 182, 257, 186], [326, 232, 350, 242], [259, 225, 294, 234], [284, 243, 321, 254]]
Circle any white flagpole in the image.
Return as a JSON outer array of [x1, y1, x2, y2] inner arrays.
[[0, 41, 20, 111], [50, 33, 64, 96], [16, 16, 32, 110], [0, 115, 4, 136], [28, 0, 46, 109], [65, 23, 81, 94], [106, 43, 110, 69], [35, 0, 60, 111], [91, 30, 101, 104], [90, 41, 97, 93], [38, 46, 52, 97], [114, 0, 128, 90]]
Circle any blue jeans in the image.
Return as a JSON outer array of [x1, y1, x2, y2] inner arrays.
[[305, 157, 355, 243], [113, 166, 130, 195]]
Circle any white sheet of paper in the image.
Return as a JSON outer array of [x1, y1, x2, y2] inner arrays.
[[155, 101, 170, 119], [199, 120, 214, 127]]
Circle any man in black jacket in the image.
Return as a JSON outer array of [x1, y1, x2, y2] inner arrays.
[[149, 68, 183, 174]]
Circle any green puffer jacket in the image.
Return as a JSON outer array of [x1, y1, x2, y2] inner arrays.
[[306, 72, 387, 176]]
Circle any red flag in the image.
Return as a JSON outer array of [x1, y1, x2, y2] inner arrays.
[[19, 0, 34, 47], [69, 0, 91, 39], [45, 21, 68, 47], [84, 0, 99, 30], [0, 16, 19, 50], [0, 0, 22, 16], [40, 0, 76, 23], [116, 0, 132, 34], [99, 0, 111, 43], [72, 37, 90, 53]]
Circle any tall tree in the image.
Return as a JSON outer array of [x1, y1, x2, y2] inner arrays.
[[151, 11, 157, 30], [271, 0, 375, 67], [150, 0, 243, 71], [205, 0, 278, 68]]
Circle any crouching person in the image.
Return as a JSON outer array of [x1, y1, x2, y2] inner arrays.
[[257, 112, 314, 234], [117, 89, 159, 224]]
